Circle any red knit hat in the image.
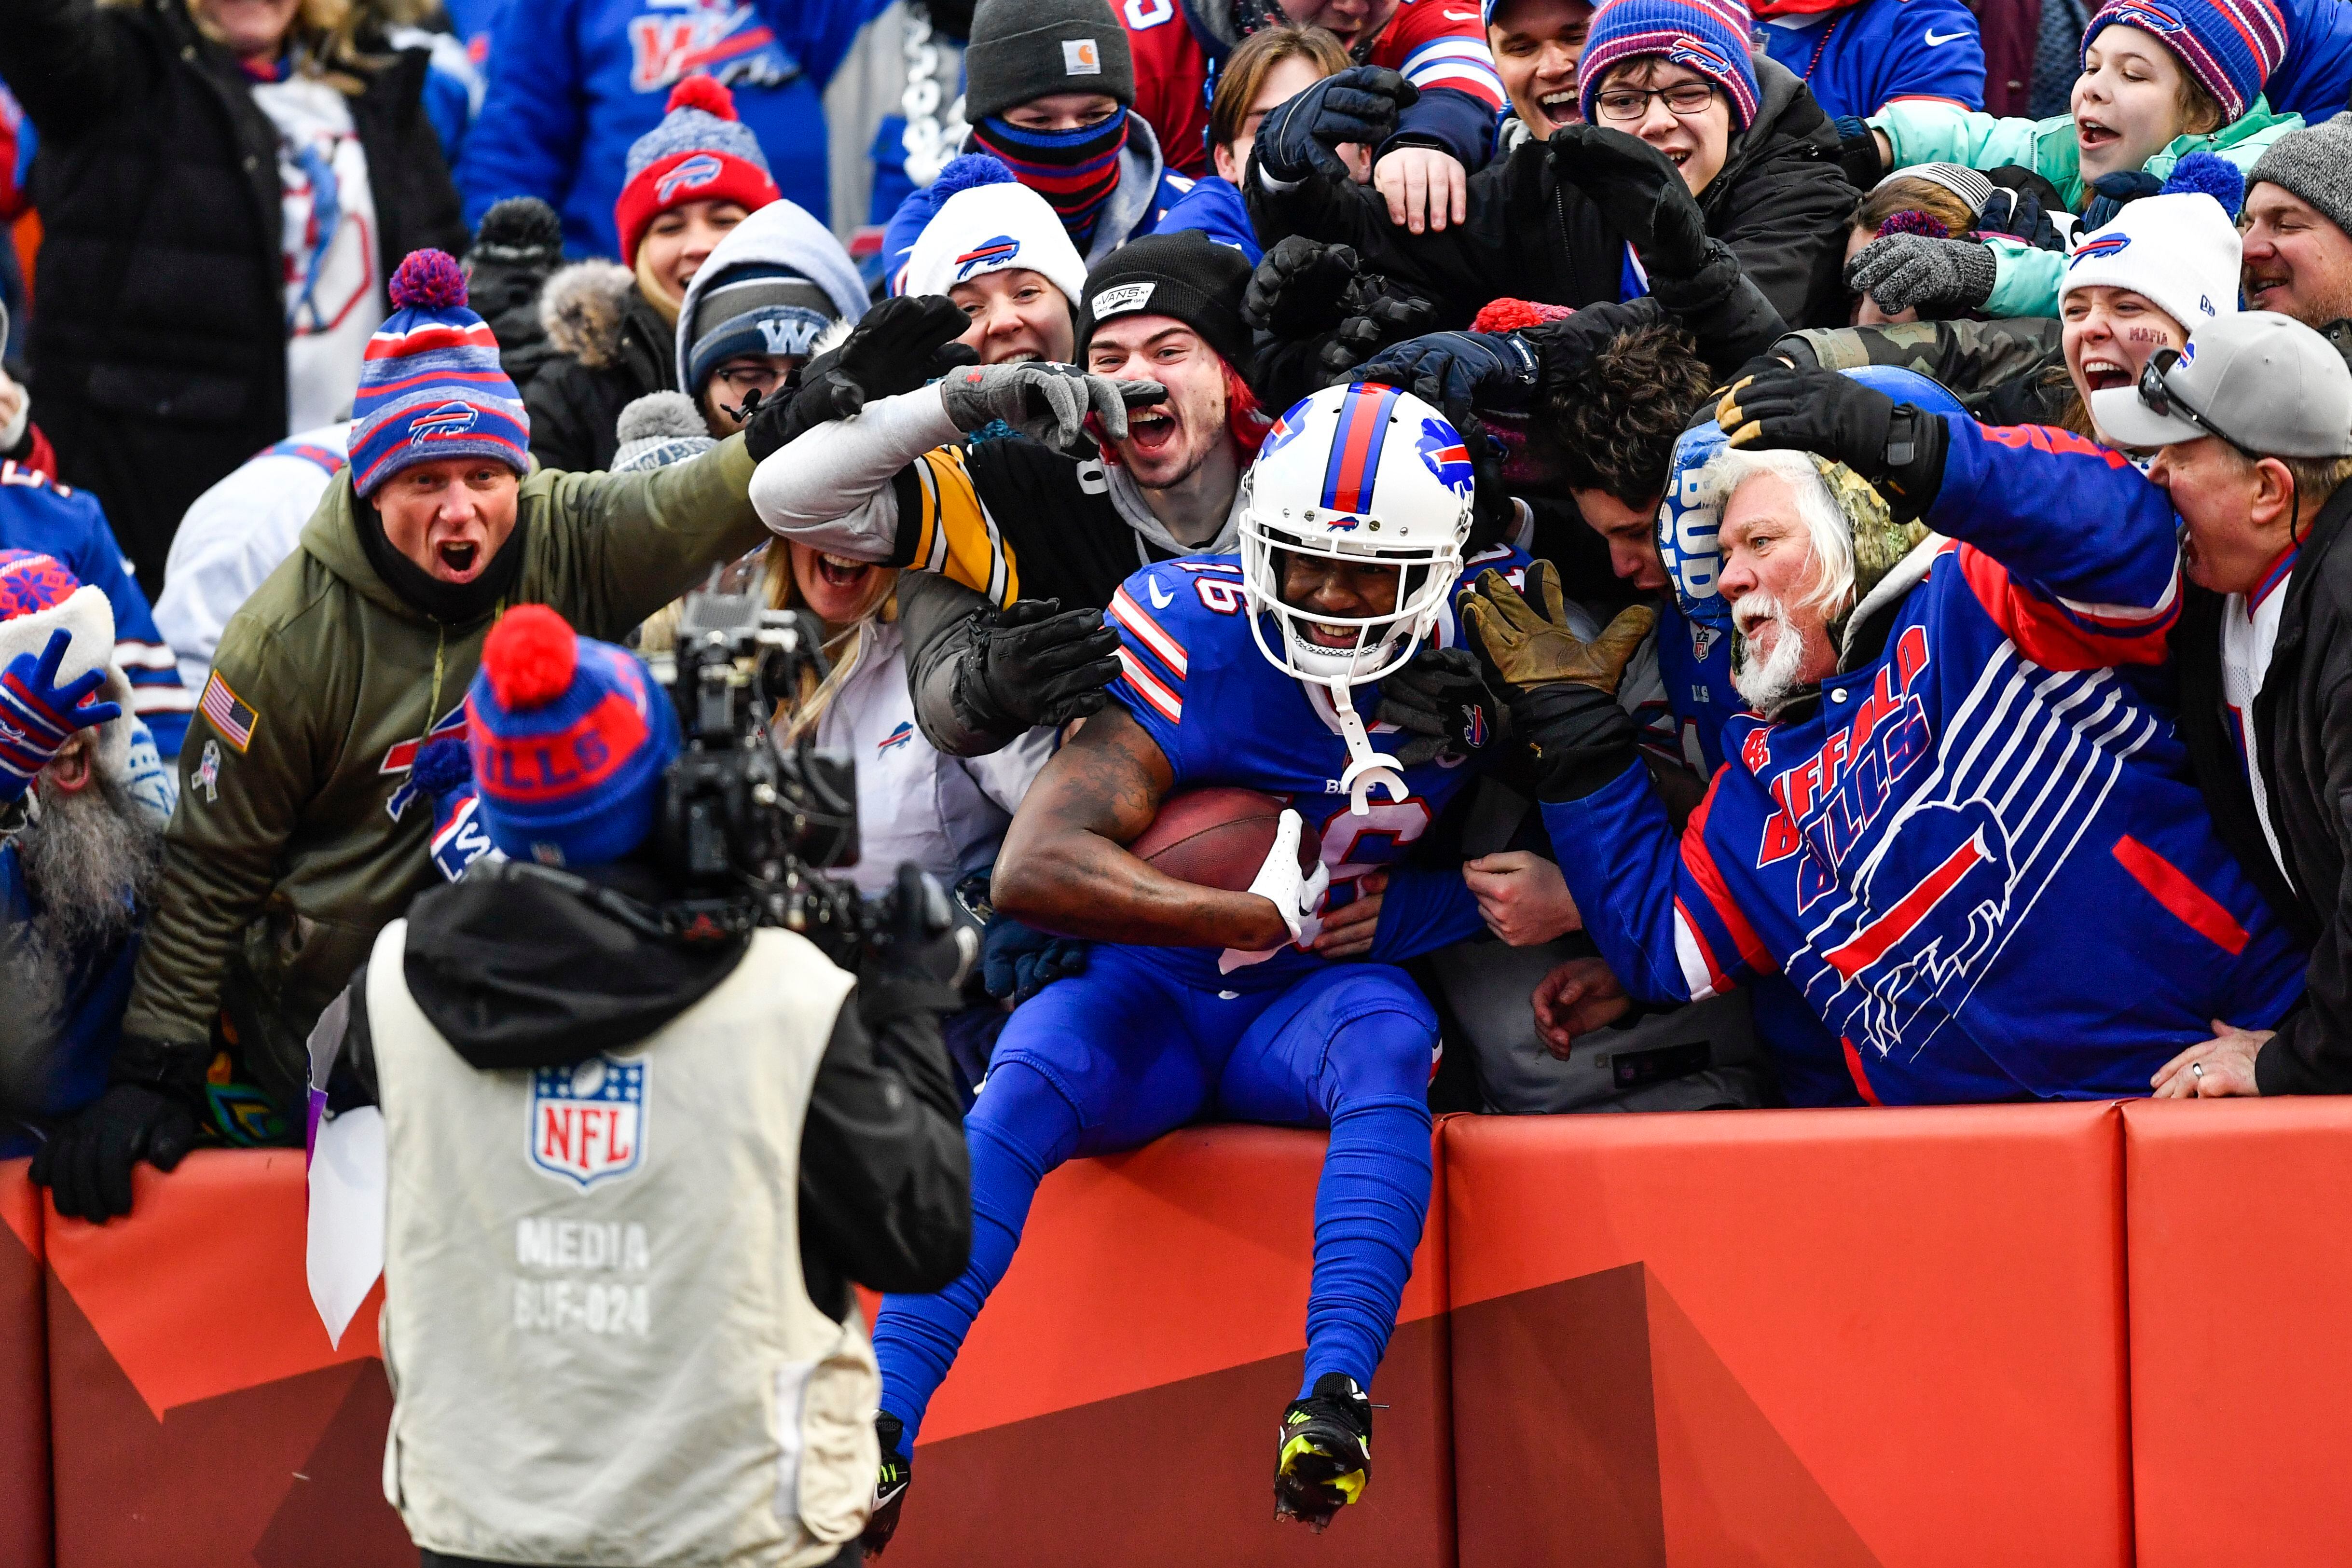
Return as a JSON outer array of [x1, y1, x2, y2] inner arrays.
[[612, 77, 782, 267]]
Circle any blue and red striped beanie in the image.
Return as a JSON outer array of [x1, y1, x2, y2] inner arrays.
[[1577, 0, 1761, 131], [2083, 0, 2285, 125], [464, 605, 680, 867], [349, 249, 531, 498]]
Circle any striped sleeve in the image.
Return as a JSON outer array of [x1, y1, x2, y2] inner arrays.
[[897, 445, 1022, 607], [1379, 1, 1506, 111], [1103, 574, 1197, 781]]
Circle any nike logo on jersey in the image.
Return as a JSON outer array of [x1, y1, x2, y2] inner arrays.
[[1923, 27, 1968, 43], [1148, 576, 1175, 608]]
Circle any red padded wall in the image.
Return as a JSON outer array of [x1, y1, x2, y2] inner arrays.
[[1, 1158, 51, 1568]]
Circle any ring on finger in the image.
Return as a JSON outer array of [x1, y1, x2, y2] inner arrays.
[[2191, 1062, 2205, 1080]]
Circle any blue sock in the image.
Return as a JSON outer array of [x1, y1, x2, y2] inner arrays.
[[873, 1060, 1081, 1447], [1300, 1088, 1433, 1398]]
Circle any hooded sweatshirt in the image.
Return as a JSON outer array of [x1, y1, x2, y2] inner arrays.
[[123, 438, 770, 1106], [672, 197, 870, 393]]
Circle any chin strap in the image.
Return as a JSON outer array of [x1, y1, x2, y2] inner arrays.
[[1326, 677, 1406, 815]]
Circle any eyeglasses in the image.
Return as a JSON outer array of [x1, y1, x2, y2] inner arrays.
[[713, 363, 794, 392], [1593, 82, 1717, 123], [2135, 348, 2260, 459]]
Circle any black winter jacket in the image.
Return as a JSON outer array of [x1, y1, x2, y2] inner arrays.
[[523, 261, 678, 475], [327, 858, 973, 1317], [0, 0, 464, 592], [2175, 479, 2352, 1095], [1245, 54, 1857, 333]]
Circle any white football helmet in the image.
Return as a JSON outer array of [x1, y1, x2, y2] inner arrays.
[[1238, 383, 1476, 811]]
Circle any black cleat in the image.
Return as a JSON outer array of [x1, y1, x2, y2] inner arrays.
[[1273, 1373, 1373, 1531], [864, 1411, 912, 1555]]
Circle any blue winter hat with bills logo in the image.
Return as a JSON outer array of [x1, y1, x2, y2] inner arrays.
[[465, 605, 681, 867], [348, 250, 531, 497], [2084, 0, 2285, 125], [1577, 0, 1761, 130]]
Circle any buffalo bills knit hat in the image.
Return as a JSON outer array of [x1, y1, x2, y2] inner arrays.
[[465, 605, 681, 867], [2083, 0, 2286, 125], [2062, 186, 2243, 333], [612, 391, 717, 472], [1577, 0, 1761, 131], [613, 76, 783, 267], [0, 550, 132, 787], [1075, 231, 1253, 368], [964, 0, 1135, 124], [900, 154, 1089, 307], [348, 250, 531, 498]]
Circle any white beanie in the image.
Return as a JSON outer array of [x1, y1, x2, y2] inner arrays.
[[2061, 193, 2242, 335], [0, 551, 132, 785], [902, 177, 1087, 313]]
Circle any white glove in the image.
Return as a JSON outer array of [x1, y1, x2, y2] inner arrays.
[[1219, 809, 1332, 974]]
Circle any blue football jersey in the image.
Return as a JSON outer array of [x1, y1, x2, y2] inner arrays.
[[1104, 546, 1527, 991], [1761, 0, 1985, 119]]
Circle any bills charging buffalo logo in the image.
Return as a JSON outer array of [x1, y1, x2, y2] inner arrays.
[[380, 702, 468, 821], [1459, 704, 1488, 749], [1260, 407, 1307, 458], [408, 401, 481, 446], [877, 720, 916, 754], [655, 152, 725, 204], [1665, 40, 1733, 75], [2103, 0, 2184, 31], [1416, 418, 1474, 495], [954, 235, 1021, 279], [528, 1055, 647, 1189], [2068, 233, 2132, 269]]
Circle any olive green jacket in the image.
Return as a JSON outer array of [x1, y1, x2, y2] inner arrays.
[[124, 437, 766, 1093]]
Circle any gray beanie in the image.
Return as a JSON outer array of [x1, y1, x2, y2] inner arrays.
[[2247, 112, 2352, 239], [963, 0, 1133, 124], [613, 392, 716, 472]]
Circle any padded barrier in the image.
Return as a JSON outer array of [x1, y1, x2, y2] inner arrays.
[[1444, 1103, 2133, 1567], [2124, 1097, 2352, 1567], [1, 1158, 50, 1568]]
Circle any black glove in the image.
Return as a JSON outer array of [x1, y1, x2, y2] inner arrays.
[[1243, 237, 1362, 338], [1255, 66, 1419, 185], [1376, 644, 1506, 765], [954, 597, 1124, 734], [1548, 124, 1710, 277], [1833, 114, 1884, 189], [1519, 299, 1662, 402], [1714, 366, 1948, 519], [858, 863, 971, 1029], [1318, 276, 1440, 382], [1461, 415, 1520, 554], [1510, 681, 1643, 801], [1981, 166, 2073, 252], [2078, 168, 2164, 233], [750, 293, 979, 460], [31, 1078, 202, 1223], [1354, 330, 1540, 426], [979, 914, 1091, 1002]]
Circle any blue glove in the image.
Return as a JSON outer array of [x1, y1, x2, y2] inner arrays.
[[1356, 330, 1540, 426], [0, 627, 122, 801], [2079, 170, 2164, 234], [980, 915, 1091, 1004], [1255, 66, 1419, 185]]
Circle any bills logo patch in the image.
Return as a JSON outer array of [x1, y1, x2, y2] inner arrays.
[[877, 720, 916, 754], [655, 152, 725, 204], [528, 1056, 647, 1189], [408, 401, 481, 446], [1417, 418, 1474, 495], [954, 235, 1021, 279], [1665, 40, 1732, 74], [2069, 233, 2131, 269], [382, 702, 468, 822], [1261, 405, 1308, 458]]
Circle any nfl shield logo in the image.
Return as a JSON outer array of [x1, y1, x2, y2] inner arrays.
[[527, 1056, 647, 1189]]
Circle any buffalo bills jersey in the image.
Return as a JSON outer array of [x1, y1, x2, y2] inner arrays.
[[0, 462, 191, 756], [1542, 416, 2306, 1105], [1105, 544, 1528, 991], [1760, 0, 1986, 118], [1126, 0, 1505, 178]]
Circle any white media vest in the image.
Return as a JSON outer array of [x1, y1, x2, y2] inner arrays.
[[367, 919, 879, 1567]]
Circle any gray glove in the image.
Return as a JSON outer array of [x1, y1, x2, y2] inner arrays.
[[1844, 234, 1997, 316], [936, 362, 1166, 447]]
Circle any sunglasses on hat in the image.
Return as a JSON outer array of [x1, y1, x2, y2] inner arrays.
[[2136, 347, 2261, 460]]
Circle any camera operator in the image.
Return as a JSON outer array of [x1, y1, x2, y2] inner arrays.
[[306, 604, 971, 1568]]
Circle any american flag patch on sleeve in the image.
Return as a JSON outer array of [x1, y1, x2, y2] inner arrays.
[[198, 670, 258, 753]]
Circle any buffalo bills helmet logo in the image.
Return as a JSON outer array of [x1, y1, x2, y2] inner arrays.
[[2068, 233, 2132, 269], [954, 235, 1021, 279], [1460, 705, 1488, 749], [407, 401, 481, 446], [1416, 418, 1475, 495], [1261, 402, 1309, 458], [654, 152, 725, 205]]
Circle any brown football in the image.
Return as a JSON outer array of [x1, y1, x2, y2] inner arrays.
[[1128, 787, 1323, 894]]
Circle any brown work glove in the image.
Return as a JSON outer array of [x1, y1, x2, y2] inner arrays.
[[1459, 563, 1655, 802]]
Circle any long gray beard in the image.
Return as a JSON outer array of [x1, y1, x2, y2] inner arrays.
[[0, 776, 163, 1115]]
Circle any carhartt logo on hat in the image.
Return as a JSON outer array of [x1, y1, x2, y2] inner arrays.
[[1063, 38, 1101, 72], [1092, 280, 1157, 317]]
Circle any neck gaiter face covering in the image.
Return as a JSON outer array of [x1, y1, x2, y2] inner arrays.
[[971, 111, 1130, 250]]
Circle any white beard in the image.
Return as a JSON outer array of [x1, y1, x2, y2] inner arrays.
[[1732, 593, 1814, 714]]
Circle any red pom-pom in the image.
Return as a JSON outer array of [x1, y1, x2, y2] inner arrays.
[[666, 74, 738, 121], [482, 605, 578, 710], [1875, 209, 1951, 241], [1471, 298, 1575, 333], [389, 249, 469, 311]]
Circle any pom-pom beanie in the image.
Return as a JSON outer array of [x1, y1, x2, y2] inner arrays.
[[898, 154, 1089, 308], [465, 605, 681, 867], [348, 250, 531, 498], [2063, 186, 2243, 332], [2083, 0, 2286, 125], [613, 76, 783, 267], [1577, 0, 1761, 131], [612, 391, 718, 471]]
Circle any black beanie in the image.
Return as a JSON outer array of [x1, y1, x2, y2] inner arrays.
[[1075, 232, 1254, 370], [964, 0, 1135, 124]]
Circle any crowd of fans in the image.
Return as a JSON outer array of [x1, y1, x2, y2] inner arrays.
[[0, 0, 2344, 1239]]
